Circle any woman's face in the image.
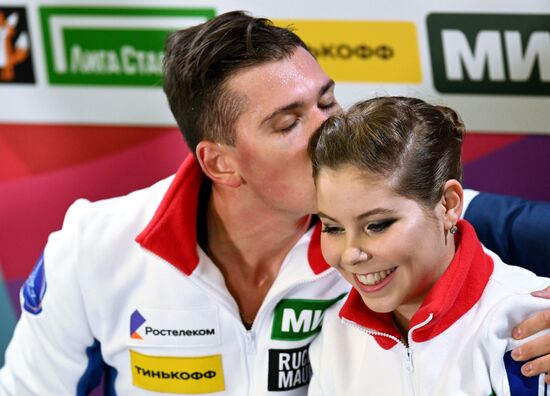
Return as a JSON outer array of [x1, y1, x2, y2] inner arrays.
[[316, 165, 456, 321]]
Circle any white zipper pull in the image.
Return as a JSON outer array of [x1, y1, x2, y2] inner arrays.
[[404, 313, 434, 374], [245, 330, 256, 354], [405, 347, 413, 372]]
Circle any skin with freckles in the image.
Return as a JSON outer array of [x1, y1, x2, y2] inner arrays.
[[316, 165, 457, 332]]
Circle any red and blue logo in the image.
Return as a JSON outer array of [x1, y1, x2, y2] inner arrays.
[[130, 309, 146, 340]]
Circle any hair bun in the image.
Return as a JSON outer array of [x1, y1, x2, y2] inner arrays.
[[436, 105, 465, 140]]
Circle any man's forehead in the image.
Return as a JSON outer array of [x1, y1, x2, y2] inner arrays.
[[228, 48, 327, 94], [227, 50, 331, 119]]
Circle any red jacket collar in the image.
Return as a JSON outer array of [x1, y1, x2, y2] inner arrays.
[[339, 220, 494, 349], [136, 155, 331, 276], [135, 155, 202, 275]]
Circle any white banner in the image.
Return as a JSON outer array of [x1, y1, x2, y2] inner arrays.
[[1, 0, 549, 133]]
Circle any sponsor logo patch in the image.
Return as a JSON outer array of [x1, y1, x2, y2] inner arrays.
[[274, 20, 421, 83], [268, 345, 311, 391], [0, 6, 35, 83], [22, 253, 47, 315], [128, 307, 220, 347], [427, 13, 550, 95], [130, 350, 224, 394], [271, 294, 346, 341], [130, 309, 146, 339], [39, 6, 214, 86], [503, 350, 548, 395]]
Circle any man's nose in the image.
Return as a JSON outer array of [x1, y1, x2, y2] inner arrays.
[[309, 107, 333, 137]]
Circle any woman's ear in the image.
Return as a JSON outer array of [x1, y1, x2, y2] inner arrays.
[[195, 141, 242, 188], [441, 179, 463, 232]]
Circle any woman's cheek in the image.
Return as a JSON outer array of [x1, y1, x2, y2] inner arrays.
[[320, 237, 341, 268]]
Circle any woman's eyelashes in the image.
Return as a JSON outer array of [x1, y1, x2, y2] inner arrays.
[[321, 224, 343, 235], [365, 219, 397, 234], [321, 219, 397, 236]]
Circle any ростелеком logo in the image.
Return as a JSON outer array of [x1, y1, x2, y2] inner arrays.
[[130, 309, 146, 340]]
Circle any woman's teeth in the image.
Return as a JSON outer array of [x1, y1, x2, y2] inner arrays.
[[356, 267, 397, 286]]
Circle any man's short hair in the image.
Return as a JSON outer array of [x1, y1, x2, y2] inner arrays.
[[163, 11, 309, 153]]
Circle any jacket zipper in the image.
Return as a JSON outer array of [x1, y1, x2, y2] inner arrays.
[[145, 247, 342, 395], [341, 313, 434, 396], [248, 267, 344, 394]]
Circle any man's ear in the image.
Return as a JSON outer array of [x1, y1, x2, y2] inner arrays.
[[195, 141, 242, 188], [441, 179, 464, 231]]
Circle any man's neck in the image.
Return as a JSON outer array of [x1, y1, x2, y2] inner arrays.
[[205, 184, 312, 327]]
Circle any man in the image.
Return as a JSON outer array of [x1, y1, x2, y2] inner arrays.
[[1, 11, 549, 395]]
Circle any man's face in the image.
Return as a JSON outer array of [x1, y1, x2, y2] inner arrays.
[[227, 47, 341, 217]]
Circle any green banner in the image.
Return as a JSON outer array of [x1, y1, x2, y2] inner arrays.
[[428, 13, 550, 95], [39, 6, 215, 86]]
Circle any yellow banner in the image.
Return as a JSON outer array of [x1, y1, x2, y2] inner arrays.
[[275, 20, 422, 83], [130, 350, 225, 394]]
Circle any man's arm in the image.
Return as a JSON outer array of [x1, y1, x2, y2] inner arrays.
[[463, 190, 550, 276], [0, 200, 101, 394], [463, 189, 550, 380]]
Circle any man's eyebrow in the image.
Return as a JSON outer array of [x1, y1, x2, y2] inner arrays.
[[260, 79, 335, 126], [319, 79, 335, 97]]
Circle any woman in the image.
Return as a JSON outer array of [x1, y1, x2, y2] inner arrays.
[[307, 96, 550, 395]]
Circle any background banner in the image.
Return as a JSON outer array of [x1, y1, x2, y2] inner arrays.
[[1, 0, 549, 367]]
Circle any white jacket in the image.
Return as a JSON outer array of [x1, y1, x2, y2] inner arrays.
[[309, 220, 550, 396], [0, 156, 350, 396]]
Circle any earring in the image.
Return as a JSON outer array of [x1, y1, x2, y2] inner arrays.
[[449, 224, 458, 235]]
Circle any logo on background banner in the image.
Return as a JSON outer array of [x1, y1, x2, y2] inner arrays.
[[130, 309, 146, 340], [130, 350, 225, 393], [39, 6, 215, 86], [274, 19, 421, 83], [0, 6, 35, 83], [22, 253, 47, 315], [427, 13, 550, 95], [271, 294, 346, 341]]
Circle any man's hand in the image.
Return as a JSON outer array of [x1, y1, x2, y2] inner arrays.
[[511, 287, 550, 383]]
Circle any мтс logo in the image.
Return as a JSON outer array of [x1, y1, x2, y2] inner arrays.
[[39, 6, 214, 86], [0, 6, 34, 83]]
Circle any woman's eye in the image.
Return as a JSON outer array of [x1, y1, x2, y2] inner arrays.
[[321, 225, 343, 235], [366, 220, 396, 233]]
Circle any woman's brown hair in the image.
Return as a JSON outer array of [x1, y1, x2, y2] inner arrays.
[[308, 96, 465, 208]]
